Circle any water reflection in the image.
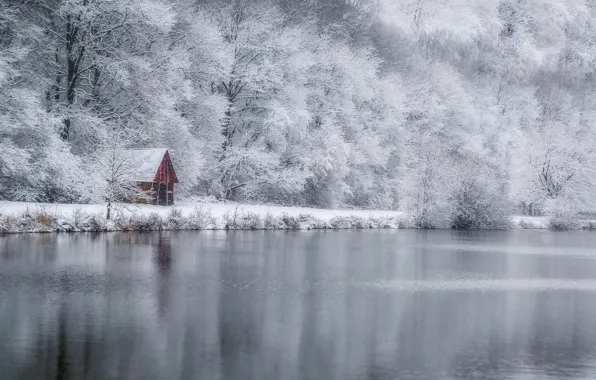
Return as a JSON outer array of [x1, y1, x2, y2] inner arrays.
[[1, 230, 596, 379]]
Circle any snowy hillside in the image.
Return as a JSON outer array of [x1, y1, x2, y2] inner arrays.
[[2, 1, 596, 229]]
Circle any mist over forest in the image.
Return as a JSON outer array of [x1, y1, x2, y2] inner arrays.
[[1, 0, 595, 228]]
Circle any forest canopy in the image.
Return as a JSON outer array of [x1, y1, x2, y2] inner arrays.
[[1, 0, 595, 227]]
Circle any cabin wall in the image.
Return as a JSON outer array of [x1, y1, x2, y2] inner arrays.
[[124, 151, 178, 206], [154, 152, 177, 184], [153, 153, 176, 206], [151, 182, 174, 206]]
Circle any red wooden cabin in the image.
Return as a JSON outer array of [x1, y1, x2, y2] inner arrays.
[[124, 148, 179, 206]]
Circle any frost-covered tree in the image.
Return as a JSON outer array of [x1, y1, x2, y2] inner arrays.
[[2, 0, 596, 225], [0, 1, 88, 202], [90, 138, 150, 219]]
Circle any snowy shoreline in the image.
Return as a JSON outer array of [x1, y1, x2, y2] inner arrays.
[[0, 201, 408, 234], [0, 201, 593, 234]]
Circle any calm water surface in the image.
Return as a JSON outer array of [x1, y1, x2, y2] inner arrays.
[[1, 230, 596, 380]]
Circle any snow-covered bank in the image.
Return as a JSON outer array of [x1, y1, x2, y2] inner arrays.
[[510, 215, 596, 230], [1, 201, 595, 234], [0, 201, 408, 233], [510, 216, 551, 229]]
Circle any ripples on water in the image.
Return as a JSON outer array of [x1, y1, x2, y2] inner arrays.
[[1, 230, 596, 380]]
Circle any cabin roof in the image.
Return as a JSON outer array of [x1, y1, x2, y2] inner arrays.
[[123, 148, 169, 182]]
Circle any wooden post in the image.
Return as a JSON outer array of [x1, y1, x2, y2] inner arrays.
[[166, 157, 170, 206], [171, 183, 174, 205], [156, 182, 160, 205]]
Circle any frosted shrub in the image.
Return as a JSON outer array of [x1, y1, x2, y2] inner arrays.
[[330, 216, 368, 229], [188, 207, 215, 229], [117, 213, 162, 231], [263, 213, 275, 229], [71, 209, 90, 229], [31, 209, 55, 228], [515, 219, 535, 229], [544, 198, 579, 230], [145, 213, 163, 231], [298, 214, 326, 230], [221, 209, 267, 230], [88, 214, 107, 231], [0, 214, 18, 234], [450, 181, 511, 230], [397, 215, 415, 229], [367, 216, 385, 229], [166, 208, 186, 229], [367, 215, 406, 229], [549, 218, 575, 230], [329, 216, 347, 229], [222, 208, 241, 230], [415, 214, 443, 229], [549, 214, 578, 230], [264, 213, 286, 229], [281, 213, 301, 230], [403, 199, 451, 229], [7, 208, 58, 232], [239, 212, 263, 230], [351, 216, 369, 229]]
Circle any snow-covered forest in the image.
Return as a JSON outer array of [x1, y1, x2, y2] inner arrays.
[[1, 0, 596, 228]]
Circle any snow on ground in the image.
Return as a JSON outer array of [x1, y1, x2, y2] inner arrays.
[[0, 200, 404, 220], [510, 215, 550, 229], [511, 215, 596, 230], [1, 201, 593, 233], [0, 200, 408, 233]]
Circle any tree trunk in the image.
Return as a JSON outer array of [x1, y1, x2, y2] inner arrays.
[[60, 14, 86, 140]]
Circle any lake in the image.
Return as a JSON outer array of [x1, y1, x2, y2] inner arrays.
[[1, 230, 596, 380]]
